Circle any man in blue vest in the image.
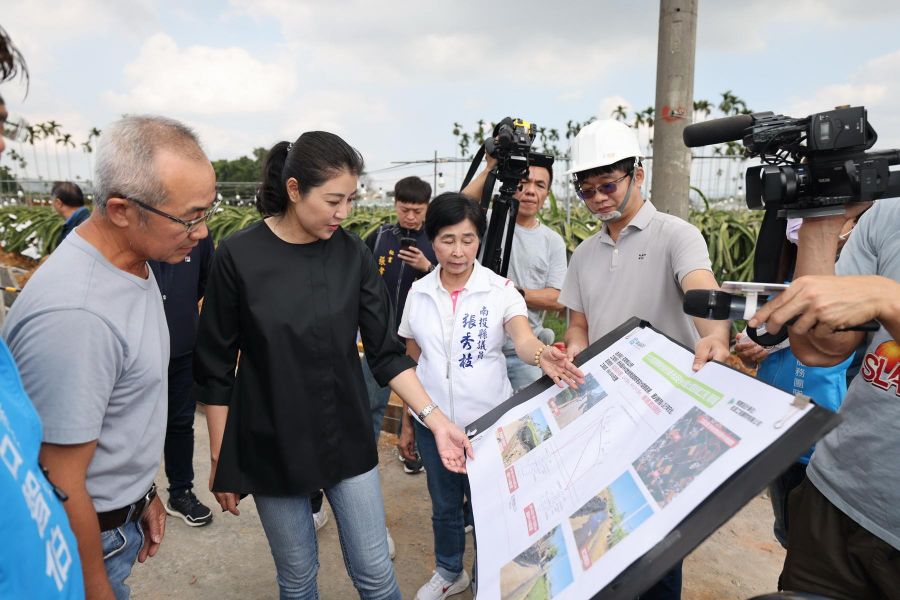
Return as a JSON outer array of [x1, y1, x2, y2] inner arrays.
[[0, 24, 84, 599]]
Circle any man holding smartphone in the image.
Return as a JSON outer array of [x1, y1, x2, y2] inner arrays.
[[365, 176, 436, 466]]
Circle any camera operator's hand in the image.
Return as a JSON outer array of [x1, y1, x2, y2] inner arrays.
[[460, 152, 499, 201], [749, 275, 896, 336], [397, 246, 433, 273]]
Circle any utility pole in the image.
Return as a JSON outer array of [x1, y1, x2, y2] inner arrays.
[[650, 0, 698, 220]]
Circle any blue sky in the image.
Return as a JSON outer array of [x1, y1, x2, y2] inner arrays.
[[4, 0, 900, 192]]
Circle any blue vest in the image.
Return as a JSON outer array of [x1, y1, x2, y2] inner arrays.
[[756, 348, 852, 464], [0, 340, 84, 598]]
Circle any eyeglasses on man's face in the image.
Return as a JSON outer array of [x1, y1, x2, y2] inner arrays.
[[120, 194, 221, 233], [574, 172, 631, 201]]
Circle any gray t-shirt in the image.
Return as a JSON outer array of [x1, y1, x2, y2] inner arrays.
[[2, 233, 169, 511], [559, 201, 712, 348], [502, 222, 567, 354], [806, 198, 900, 550]]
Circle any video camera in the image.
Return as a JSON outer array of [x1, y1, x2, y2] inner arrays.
[[461, 117, 554, 276], [681, 106, 898, 345], [683, 105, 900, 216]]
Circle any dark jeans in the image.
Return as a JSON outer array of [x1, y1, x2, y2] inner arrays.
[[164, 353, 196, 495], [768, 462, 808, 548], [414, 419, 473, 582]]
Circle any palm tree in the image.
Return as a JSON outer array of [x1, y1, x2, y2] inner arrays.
[[474, 119, 487, 146], [458, 132, 471, 159], [38, 122, 55, 178], [57, 133, 75, 179], [632, 112, 645, 129], [24, 125, 42, 179], [718, 91, 747, 116], [85, 127, 101, 182], [611, 105, 628, 122], [44, 121, 64, 179], [692, 99, 713, 121]]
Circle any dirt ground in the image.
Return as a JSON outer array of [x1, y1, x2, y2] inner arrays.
[[129, 411, 785, 599]]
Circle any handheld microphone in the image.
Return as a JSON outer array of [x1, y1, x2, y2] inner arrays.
[[683, 289, 881, 332], [682, 114, 754, 148], [683, 289, 757, 321]]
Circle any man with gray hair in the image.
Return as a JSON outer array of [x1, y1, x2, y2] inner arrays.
[[3, 114, 218, 599]]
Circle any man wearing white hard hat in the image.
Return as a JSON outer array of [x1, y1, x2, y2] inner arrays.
[[558, 119, 730, 600]]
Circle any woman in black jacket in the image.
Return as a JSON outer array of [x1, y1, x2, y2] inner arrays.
[[193, 131, 471, 599]]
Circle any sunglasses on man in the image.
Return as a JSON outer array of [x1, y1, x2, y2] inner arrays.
[[574, 172, 632, 201]]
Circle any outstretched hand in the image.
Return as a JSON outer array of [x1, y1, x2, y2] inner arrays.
[[539, 345, 586, 388], [691, 335, 732, 372], [432, 421, 475, 474]]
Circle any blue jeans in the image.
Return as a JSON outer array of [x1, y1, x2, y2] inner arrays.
[[101, 517, 144, 600], [255, 466, 400, 600], [505, 354, 542, 393], [362, 357, 391, 438], [414, 420, 473, 582]]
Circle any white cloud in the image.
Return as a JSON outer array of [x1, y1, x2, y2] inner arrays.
[[103, 34, 297, 114], [4, 0, 158, 73], [226, 0, 656, 86], [786, 49, 900, 147], [278, 91, 392, 141], [699, 0, 900, 53]]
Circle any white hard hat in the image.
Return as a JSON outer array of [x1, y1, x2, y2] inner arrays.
[[566, 119, 643, 175]]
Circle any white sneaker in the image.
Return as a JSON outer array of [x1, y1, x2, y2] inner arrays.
[[313, 507, 328, 531], [386, 527, 396, 560], [415, 570, 470, 600]]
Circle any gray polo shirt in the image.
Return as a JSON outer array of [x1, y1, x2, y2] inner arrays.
[[502, 222, 567, 355], [2, 233, 168, 512], [559, 200, 711, 348]]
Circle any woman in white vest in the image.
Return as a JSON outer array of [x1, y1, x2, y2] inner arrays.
[[398, 192, 583, 600]]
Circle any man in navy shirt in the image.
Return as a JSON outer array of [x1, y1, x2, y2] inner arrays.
[[149, 235, 215, 526]]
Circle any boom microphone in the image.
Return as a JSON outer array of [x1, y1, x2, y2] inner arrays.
[[682, 114, 754, 148]]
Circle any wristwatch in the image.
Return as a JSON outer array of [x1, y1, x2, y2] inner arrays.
[[417, 402, 438, 421]]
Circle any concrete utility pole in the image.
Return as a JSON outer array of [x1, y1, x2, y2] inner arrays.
[[650, 0, 698, 220]]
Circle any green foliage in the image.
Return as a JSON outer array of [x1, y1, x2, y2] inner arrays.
[[204, 203, 396, 245], [0, 206, 66, 257], [0, 202, 761, 284], [211, 147, 268, 182]]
